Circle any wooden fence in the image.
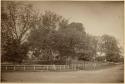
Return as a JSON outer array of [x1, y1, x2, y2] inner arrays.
[[1, 61, 110, 71]]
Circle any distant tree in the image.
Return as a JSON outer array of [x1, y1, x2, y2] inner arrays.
[[57, 22, 86, 61], [100, 35, 121, 62], [1, 1, 38, 63], [78, 34, 98, 61]]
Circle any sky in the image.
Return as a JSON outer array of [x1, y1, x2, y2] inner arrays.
[[27, 1, 124, 47]]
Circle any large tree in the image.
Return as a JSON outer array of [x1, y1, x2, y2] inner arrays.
[[1, 1, 38, 63], [28, 11, 87, 64], [28, 11, 63, 63]]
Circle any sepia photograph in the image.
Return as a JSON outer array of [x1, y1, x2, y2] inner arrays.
[[1, 1, 124, 83]]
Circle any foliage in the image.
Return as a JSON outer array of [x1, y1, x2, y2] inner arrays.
[[28, 11, 63, 63], [28, 14, 87, 63], [1, 1, 122, 64], [4, 40, 29, 64], [78, 34, 98, 61], [100, 35, 121, 62], [1, 1, 37, 63]]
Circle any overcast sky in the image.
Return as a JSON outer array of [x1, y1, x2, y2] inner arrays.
[[28, 1, 124, 47]]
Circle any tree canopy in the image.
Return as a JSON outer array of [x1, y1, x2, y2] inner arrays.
[[1, 1, 122, 64], [1, 1, 38, 63]]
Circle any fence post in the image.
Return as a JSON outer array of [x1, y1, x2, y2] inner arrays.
[[74, 64, 75, 70], [59, 65, 61, 71], [84, 61, 85, 70], [74, 64, 76, 70], [67, 65, 69, 69], [34, 66, 35, 71], [6, 66, 8, 71], [23, 66, 25, 71], [47, 65, 48, 71], [94, 62, 96, 70], [54, 65, 56, 71], [13, 66, 15, 71], [72, 64, 74, 71], [80, 64, 81, 70], [71, 64, 73, 70], [75, 64, 77, 70]]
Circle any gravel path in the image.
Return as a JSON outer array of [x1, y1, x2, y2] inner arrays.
[[1, 64, 124, 83]]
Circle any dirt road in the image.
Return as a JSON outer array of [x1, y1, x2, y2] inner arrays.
[[1, 64, 124, 83]]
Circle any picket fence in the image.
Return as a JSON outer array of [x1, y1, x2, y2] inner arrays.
[[1, 62, 109, 71]]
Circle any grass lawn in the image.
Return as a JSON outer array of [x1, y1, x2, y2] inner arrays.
[[1, 64, 124, 83]]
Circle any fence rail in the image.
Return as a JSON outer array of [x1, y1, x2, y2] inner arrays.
[[1, 61, 110, 71]]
